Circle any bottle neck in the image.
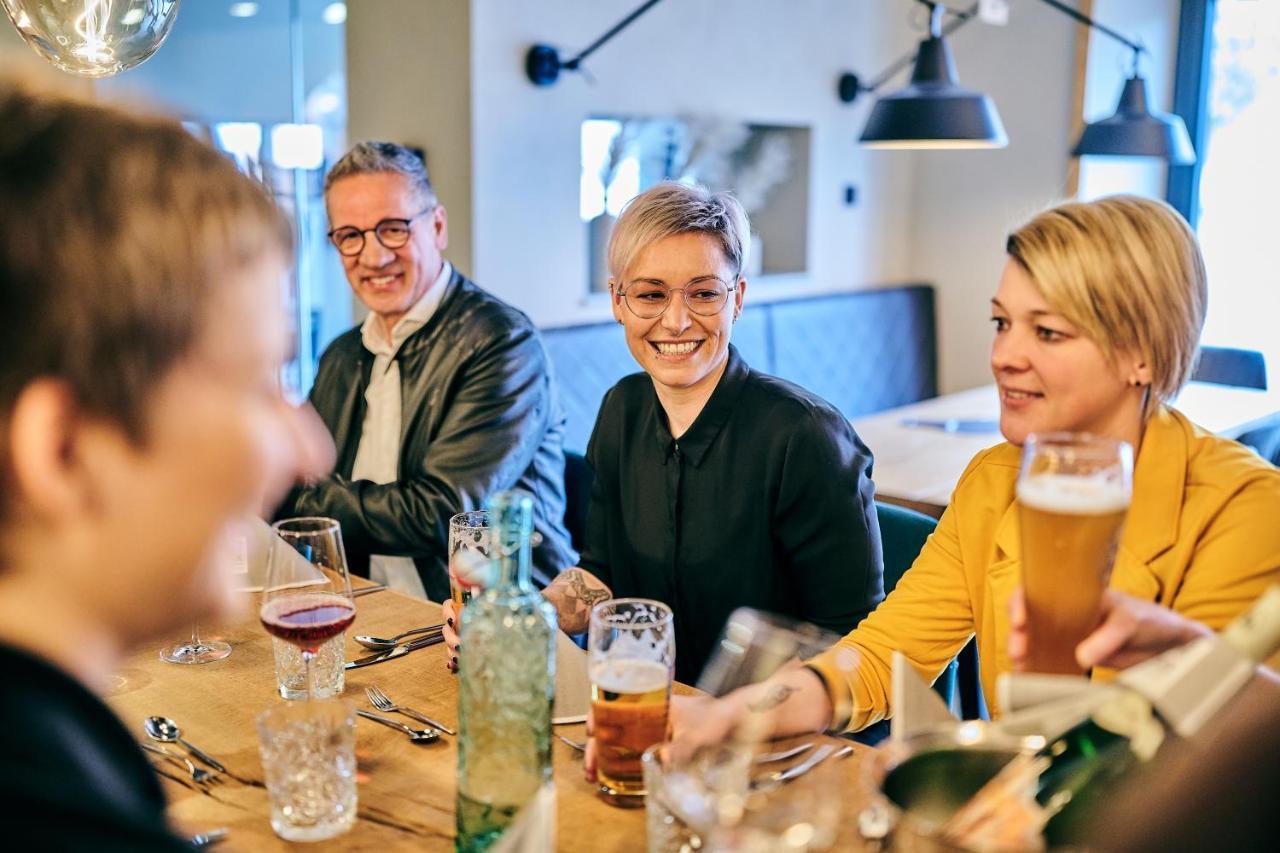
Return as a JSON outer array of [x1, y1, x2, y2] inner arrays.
[[487, 490, 535, 592]]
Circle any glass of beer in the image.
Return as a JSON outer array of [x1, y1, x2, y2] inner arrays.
[[1017, 433, 1133, 675], [589, 598, 675, 806], [449, 510, 492, 607]]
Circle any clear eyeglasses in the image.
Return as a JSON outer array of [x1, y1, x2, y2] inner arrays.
[[327, 208, 433, 256], [619, 278, 736, 319]]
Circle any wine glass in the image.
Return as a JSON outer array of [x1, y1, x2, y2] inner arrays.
[[158, 622, 232, 665], [159, 525, 248, 664], [260, 518, 355, 700]]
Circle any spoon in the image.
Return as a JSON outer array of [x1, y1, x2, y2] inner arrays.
[[356, 709, 439, 743], [354, 623, 444, 651], [144, 716, 227, 773]]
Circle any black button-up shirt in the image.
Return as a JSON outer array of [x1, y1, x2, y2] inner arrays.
[[581, 346, 884, 684]]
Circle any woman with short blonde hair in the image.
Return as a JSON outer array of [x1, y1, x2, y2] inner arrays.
[[1006, 195, 1206, 417], [541, 181, 885, 688], [674, 194, 1280, 745]]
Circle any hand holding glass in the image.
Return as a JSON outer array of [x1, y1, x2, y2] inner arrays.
[[449, 510, 493, 608], [1017, 433, 1133, 675]]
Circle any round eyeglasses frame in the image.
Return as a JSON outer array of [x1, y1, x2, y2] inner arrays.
[[327, 208, 433, 257], [616, 278, 738, 319]]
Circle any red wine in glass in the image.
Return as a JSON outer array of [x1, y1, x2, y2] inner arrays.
[[260, 592, 356, 654]]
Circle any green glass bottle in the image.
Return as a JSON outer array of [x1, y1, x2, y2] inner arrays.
[[1038, 710, 1148, 845], [455, 490, 556, 852]]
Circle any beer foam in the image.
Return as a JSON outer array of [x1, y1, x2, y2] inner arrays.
[[591, 659, 670, 695], [1017, 472, 1130, 515]]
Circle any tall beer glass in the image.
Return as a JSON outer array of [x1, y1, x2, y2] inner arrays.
[[448, 511, 492, 608], [1017, 433, 1133, 675], [589, 598, 675, 806]]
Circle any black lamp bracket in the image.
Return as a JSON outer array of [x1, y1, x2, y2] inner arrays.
[[838, 1, 979, 104], [838, 0, 1148, 105], [525, 0, 666, 87]]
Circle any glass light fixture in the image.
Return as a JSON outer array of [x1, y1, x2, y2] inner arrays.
[[2, 0, 181, 78]]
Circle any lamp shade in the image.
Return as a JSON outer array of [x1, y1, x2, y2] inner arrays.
[[1072, 75, 1196, 164], [860, 35, 1007, 149]]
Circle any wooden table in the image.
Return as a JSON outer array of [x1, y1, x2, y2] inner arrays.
[[853, 382, 1280, 517], [107, 587, 875, 850]]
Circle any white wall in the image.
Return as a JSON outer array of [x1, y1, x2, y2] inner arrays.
[[348, 0, 474, 278], [905, 0, 1079, 392], [469, 0, 917, 328]]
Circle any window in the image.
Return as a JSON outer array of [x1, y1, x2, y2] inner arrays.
[[1173, 0, 1280, 369], [97, 0, 349, 395]]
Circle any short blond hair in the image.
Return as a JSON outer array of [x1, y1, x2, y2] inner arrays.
[[607, 182, 749, 283], [1006, 195, 1206, 417]]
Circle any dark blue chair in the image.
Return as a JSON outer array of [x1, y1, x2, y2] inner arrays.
[[1192, 346, 1267, 390], [1191, 347, 1280, 464], [562, 450, 593, 554], [874, 502, 959, 710]]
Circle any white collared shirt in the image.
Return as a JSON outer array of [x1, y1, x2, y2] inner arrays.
[[350, 261, 452, 600]]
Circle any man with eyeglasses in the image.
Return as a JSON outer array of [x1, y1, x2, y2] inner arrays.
[[279, 141, 575, 601]]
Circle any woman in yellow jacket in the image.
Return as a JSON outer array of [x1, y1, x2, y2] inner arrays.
[[673, 195, 1280, 739]]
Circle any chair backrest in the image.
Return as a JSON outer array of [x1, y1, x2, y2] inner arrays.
[[871, 501, 963, 712], [1192, 346, 1267, 390], [563, 450, 593, 554], [875, 501, 938, 594]]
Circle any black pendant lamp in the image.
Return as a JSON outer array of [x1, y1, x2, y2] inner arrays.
[[1073, 73, 1196, 164], [858, 2, 1006, 149]]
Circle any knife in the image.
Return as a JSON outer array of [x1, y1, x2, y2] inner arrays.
[[345, 633, 444, 669], [900, 417, 1000, 433]]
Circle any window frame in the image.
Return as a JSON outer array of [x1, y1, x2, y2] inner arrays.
[[1166, 0, 1217, 228]]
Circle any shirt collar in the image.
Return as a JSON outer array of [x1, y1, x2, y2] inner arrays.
[[653, 345, 751, 467], [359, 261, 453, 357]]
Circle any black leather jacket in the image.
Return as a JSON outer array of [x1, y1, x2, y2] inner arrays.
[[281, 269, 577, 599]]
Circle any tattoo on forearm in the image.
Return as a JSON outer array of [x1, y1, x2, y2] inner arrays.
[[747, 684, 798, 713], [545, 569, 612, 633]]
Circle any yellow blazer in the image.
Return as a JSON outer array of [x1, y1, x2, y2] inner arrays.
[[808, 406, 1280, 731]]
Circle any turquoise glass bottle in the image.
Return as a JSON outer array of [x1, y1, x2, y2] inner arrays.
[[455, 490, 556, 851]]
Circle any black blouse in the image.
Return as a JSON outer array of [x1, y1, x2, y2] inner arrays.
[[581, 345, 884, 684]]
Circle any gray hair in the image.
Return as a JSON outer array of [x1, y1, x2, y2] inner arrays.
[[607, 182, 750, 283], [323, 141, 437, 207]]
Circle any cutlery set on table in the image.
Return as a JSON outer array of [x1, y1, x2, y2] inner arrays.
[[139, 715, 226, 786], [345, 620, 457, 742]]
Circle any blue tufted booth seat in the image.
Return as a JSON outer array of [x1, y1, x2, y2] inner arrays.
[[541, 284, 938, 454]]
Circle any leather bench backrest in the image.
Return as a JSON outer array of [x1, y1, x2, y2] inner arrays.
[[542, 284, 938, 454]]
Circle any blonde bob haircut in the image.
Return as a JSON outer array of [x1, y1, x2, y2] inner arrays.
[[1006, 195, 1206, 418], [607, 182, 750, 284]]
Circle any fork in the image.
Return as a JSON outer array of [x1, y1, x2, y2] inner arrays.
[[366, 684, 457, 735], [355, 709, 439, 743], [141, 742, 218, 784]]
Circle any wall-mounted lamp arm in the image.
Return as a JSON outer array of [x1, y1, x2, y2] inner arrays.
[[838, 1, 979, 104], [1035, 0, 1145, 57], [525, 0, 666, 87]]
